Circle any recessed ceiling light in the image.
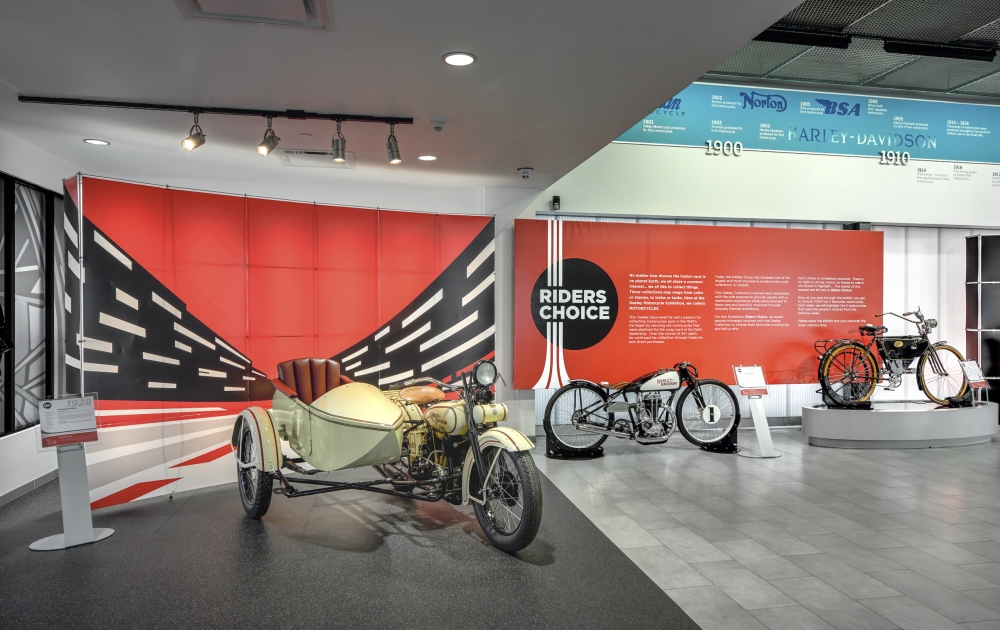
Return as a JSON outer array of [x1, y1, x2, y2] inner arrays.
[[418, 155, 437, 161], [83, 139, 109, 146], [443, 52, 476, 66]]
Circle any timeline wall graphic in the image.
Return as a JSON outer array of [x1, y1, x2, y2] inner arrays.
[[618, 82, 1000, 165]]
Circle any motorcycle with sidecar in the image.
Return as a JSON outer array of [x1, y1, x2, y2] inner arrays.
[[231, 358, 542, 552]]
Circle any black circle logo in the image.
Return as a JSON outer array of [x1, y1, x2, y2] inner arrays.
[[531, 258, 618, 350], [42, 402, 52, 409]]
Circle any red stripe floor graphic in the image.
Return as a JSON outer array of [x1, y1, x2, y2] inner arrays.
[[91, 478, 182, 510], [169, 445, 233, 468]]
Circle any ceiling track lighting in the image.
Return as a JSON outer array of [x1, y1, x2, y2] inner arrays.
[[754, 27, 851, 49], [182, 113, 206, 151], [883, 39, 996, 62], [387, 123, 401, 165], [332, 120, 347, 163], [257, 116, 280, 156]]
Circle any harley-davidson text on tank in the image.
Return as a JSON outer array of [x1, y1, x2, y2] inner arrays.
[[639, 371, 681, 391]]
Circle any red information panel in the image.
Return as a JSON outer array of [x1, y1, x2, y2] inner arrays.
[[514, 219, 883, 388]]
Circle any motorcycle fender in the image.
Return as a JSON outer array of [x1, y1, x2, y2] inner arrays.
[[231, 406, 282, 473], [461, 427, 535, 505]]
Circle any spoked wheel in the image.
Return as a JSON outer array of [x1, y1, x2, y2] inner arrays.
[[675, 379, 740, 447], [918, 344, 969, 404], [237, 424, 272, 519], [473, 447, 543, 553], [543, 381, 609, 452], [819, 342, 879, 406]]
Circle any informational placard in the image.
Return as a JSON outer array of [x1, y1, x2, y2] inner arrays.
[[514, 219, 883, 389], [734, 365, 768, 397], [617, 82, 1000, 165], [961, 361, 989, 390], [38, 396, 98, 448]]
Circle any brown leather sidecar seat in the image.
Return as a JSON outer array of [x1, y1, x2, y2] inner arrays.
[[274, 358, 354, 405]]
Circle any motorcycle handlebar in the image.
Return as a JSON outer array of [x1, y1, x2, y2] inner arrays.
[[401, 376, 462, 391]]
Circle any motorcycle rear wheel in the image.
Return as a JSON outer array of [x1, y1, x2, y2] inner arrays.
[[819, 342, 878, 406], [676, 379, 740, 446], [543, 381, 609, 452], [918, 344, 968, 404], [473, 448, 542, 553], [237, 425, 273, 519]]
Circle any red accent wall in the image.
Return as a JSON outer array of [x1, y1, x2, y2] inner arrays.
[[514, 219, 884, 388], [81, 178, 489, 376]]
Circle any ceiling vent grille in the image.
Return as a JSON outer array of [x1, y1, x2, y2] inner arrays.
[[277, 149, 355, 169], [175, 0, 331, 30]]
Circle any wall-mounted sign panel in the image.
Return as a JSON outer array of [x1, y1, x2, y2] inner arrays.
[[617, 82, 1000, 164], [514, 219, 883, 389]]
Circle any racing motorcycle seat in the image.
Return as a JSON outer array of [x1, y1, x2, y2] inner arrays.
[[274, 358, 354, 405]]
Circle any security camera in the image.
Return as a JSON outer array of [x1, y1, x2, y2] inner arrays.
[[431, 117, 446, 132], [518, 167, 533, 179]]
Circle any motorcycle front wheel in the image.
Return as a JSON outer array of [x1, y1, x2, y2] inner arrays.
[[675, 379, 740, 447], [543, 381, 609, 452], [473, 447, 542, 553], [918, 344, 968, 404]]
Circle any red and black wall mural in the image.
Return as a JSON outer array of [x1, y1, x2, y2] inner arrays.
[[64, 176, 494, 508]]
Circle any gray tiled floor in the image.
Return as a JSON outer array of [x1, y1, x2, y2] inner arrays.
[[534, 429, 1000, 630]]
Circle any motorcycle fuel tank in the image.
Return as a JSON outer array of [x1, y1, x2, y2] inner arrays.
[[639, 371, 681, 392], [424, 401, 510, 435]]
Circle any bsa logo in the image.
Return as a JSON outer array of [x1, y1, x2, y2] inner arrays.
[[814, 98, 861, 116], [740, 91, 787, 112]]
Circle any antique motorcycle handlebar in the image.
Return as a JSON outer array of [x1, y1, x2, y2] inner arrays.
[[400, 376, 462, 391]]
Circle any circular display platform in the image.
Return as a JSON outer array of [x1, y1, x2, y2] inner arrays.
[[802, 401, 998, 449]]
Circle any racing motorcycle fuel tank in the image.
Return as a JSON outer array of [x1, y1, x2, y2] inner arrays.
[[638, 370, 681, 392]]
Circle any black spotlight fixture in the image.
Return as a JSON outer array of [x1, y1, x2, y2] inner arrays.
[[332, 120, 347, 163], [182, 113, 206, 151], [257, 116, 280, 156], [552, 195, 561, 211], [387, 122, 401, 165]]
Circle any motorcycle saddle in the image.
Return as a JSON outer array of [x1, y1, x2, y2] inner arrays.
[[399, 385, 445, 404]]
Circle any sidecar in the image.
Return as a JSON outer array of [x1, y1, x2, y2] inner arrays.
[[232, 358, 405, 477]]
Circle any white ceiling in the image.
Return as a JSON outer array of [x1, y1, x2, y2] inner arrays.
[[0, 0, 803, 192]]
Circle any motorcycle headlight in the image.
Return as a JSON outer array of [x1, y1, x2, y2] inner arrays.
[[473, 360, 498, 387], [927, 318, 937, 329]]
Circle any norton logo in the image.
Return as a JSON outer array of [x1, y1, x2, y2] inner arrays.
[[740, 91, 787, 112], [814, 98, 861, 116], [531, 258, 618, 350]]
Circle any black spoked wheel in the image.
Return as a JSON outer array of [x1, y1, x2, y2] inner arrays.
[[543, 381, 609, 452], [473, 447, 542, 553], [237, 425, 272, 519], [675, 379, 740, 447], [918, 344, 968, 404], [819, 342, 878, 406]]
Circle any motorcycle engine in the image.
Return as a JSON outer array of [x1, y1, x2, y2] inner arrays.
[[636, 393, 672, 444]]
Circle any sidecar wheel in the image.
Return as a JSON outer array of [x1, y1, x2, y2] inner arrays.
[[237, 426, 273, 519], [473, 448, 542, 553]]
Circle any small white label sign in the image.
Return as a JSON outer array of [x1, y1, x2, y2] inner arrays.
[[39, 396, 97, 436], [960, 361, 988, 388], [734, 365, 767, 390]]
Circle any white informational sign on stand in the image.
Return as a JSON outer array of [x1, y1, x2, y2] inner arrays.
[[30, 395, 114, 551], [733, 365, 779, 459], [960, 361, 990, 406], [39, 395, 99, 448]]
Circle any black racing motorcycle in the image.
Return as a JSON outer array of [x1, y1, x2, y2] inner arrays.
[[542, 362, 740, 452]]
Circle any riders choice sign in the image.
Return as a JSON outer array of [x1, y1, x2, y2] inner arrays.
[[513, 219, 883, 389]]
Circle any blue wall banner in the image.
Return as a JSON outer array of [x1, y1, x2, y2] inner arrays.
[[616, 82, 999, 163]]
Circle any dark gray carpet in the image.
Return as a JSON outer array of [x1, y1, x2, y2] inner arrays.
[[0, 468, 698, 629]]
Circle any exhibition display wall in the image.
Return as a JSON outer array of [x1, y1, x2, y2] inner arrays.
[[64, 176, 495, 508], [514, 218, 883, 389]]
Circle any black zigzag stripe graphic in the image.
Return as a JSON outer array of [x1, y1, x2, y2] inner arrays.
[[334, 219, 496, 387], [64, 214, 274, 402]]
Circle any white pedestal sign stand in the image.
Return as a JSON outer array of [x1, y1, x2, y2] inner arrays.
[[30, 395, 114, 551], [734, 365, 779, 459]]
